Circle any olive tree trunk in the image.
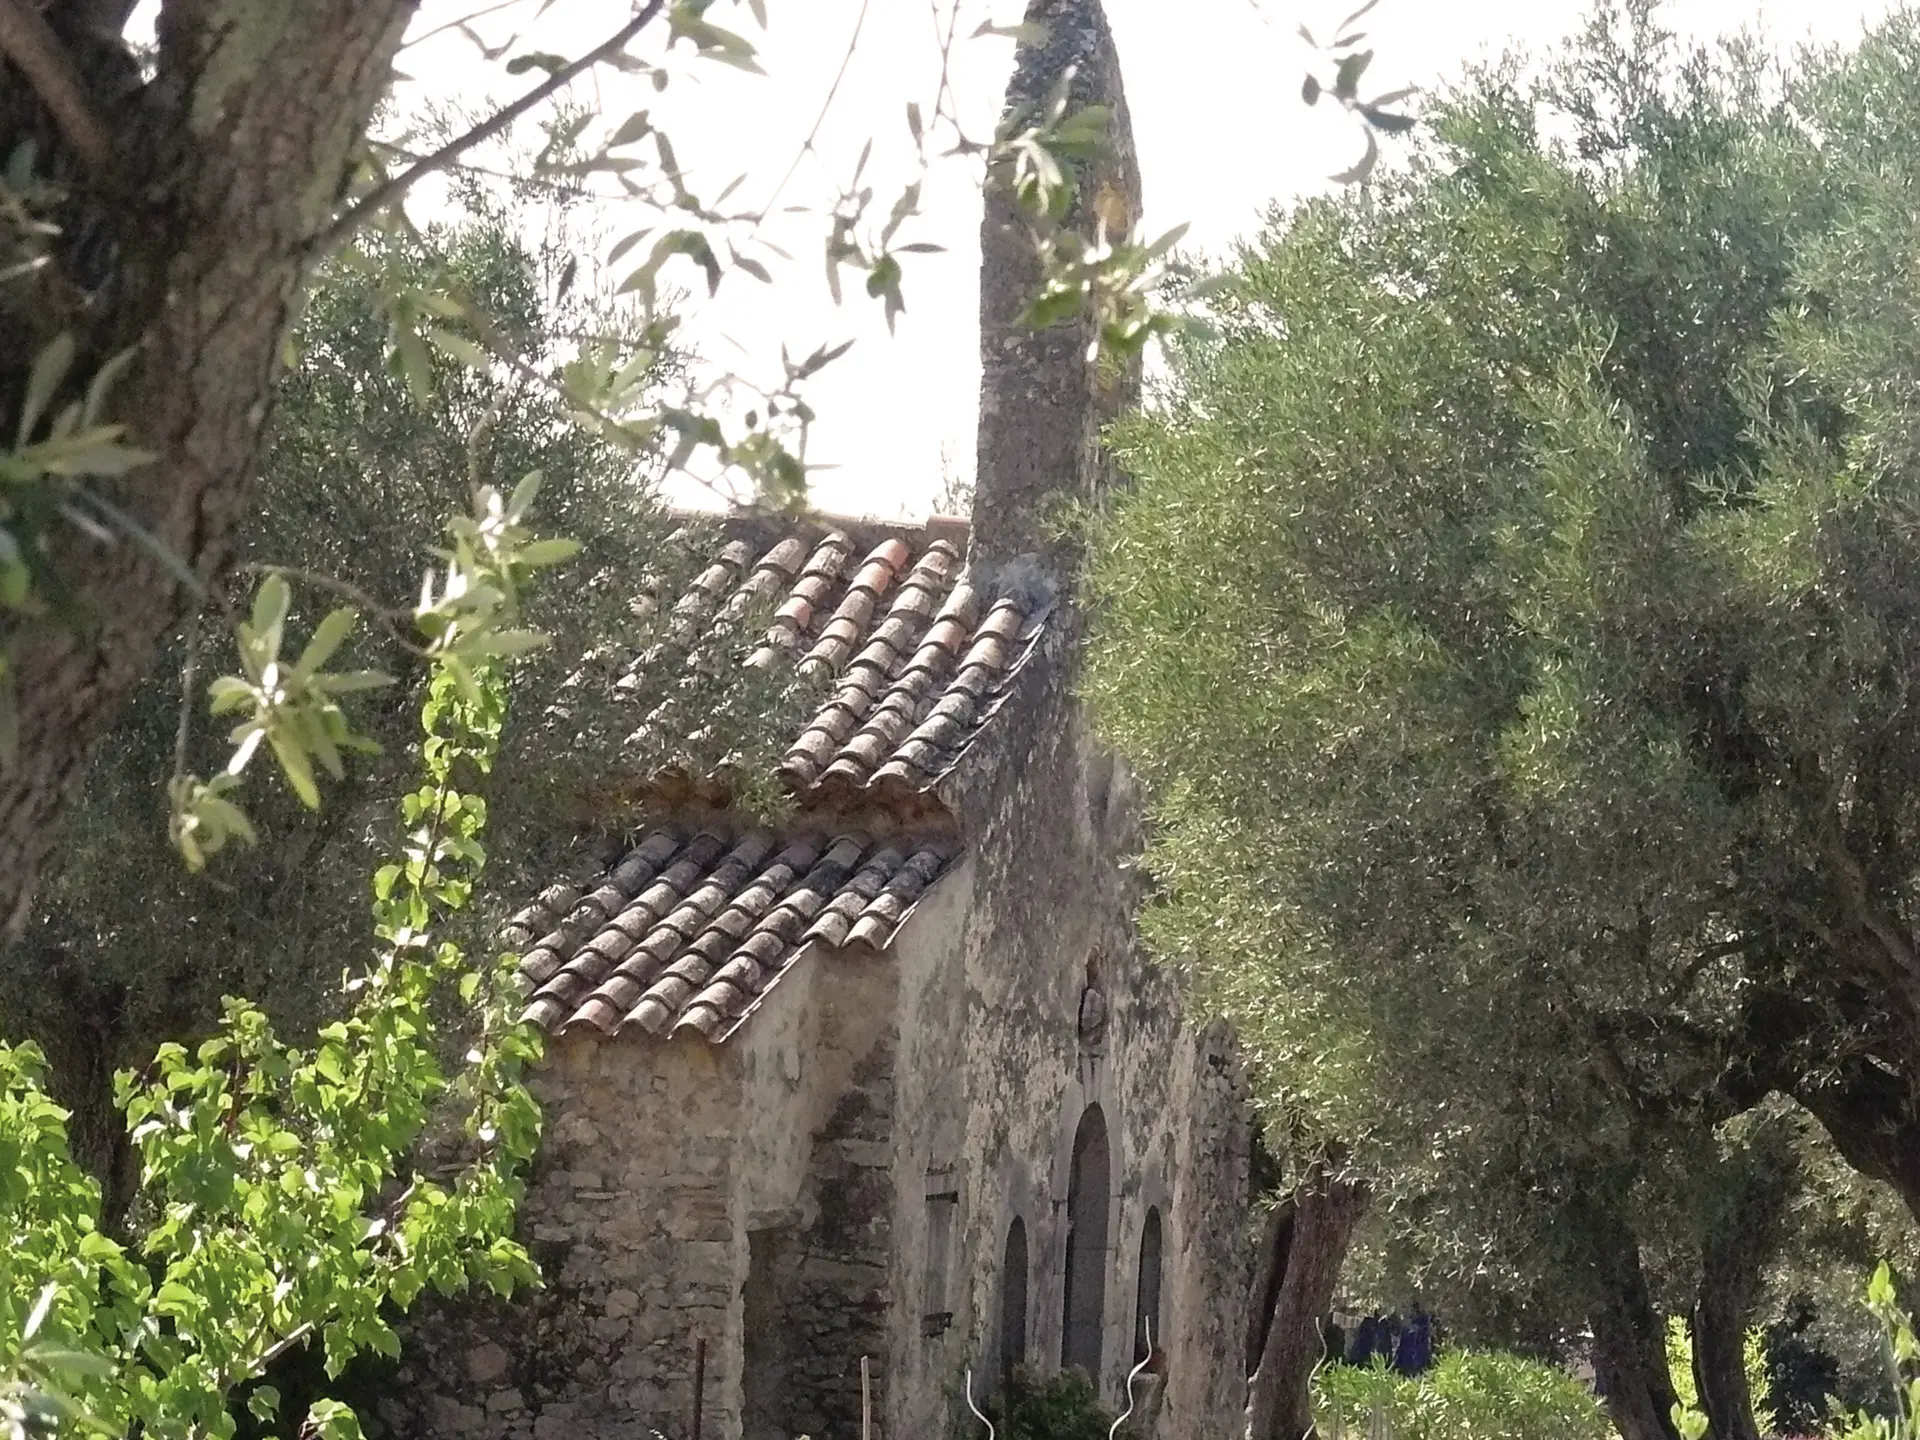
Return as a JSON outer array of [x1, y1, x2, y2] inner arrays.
[[1693, 1281, 1761, 1440], [0, 0, 417, 926], [1588, 1238, 1684, 1440], [1247, 1165, 1367, 1440], [1795, 1059, 1920, 1229], [1244, 1194, 1296, 1377], [1691, 1127, 1791, 1440]]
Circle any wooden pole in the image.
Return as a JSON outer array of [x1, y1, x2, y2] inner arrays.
[[861, 1354, 872, 1440], [691, 1334, 706, 1440]]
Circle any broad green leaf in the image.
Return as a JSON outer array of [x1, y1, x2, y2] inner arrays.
[[972, 20, 1047, 43], [515, 538, 581, 567], [507, 470, 544, 522], [18, 333, 74, 446], [81, 345, 140, 427], [1334, 49, 1374, 101], [314, 670, 395, 695], [19, 1347, 116, 1379], [425, 329, 493, 371], [608, 110, 653, 148], [270, 730, 322, 809], [22, 1282, 57, 1340], [504, 51, 569, 74], [296, 608, 359, 677], [394, 326, 435, 410], [208, 676, 256, 714], [251, 575, 292, 656]]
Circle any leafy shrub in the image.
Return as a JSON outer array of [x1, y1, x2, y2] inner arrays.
[[1827, 1263, 1920, 1440], [1313, 1350, 1610, 1440], [0, 495, 559, 1439], [978, 1367, 1113, 1440]]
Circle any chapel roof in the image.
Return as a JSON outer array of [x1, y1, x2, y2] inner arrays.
[[507, 512, 1045, 1040]]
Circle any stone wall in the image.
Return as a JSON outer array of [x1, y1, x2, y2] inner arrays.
[[734, 951, 899, 1440], [1164, 1020, 1255, 1434], [742, 1036, 895, 1440], [378, 1036, 743, 1440], [383, 942, 898, 1440], [873, 859, 975, 1440]]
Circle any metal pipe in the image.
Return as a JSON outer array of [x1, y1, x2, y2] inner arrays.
[[1109, 1318, 1154, 1440], [691, 1334, 706, 1440], [965, 1367, 995, 1440]]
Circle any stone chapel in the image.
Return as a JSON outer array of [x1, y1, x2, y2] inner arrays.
[[380, 3, 1254, 1436]]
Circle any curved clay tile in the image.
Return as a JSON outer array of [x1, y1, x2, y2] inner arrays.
[[846, 847, 950, 948], [520, 830, 726, 1026], [624, 835, 827, 1034], [798, 539, 911, 673], [801, 846, 905, 947], [663, 836, 866, 1037], [516, 829, 687, 989], [511, 828, 957, 1041], [718, 536, 809, 624], [746, 531, 854, 668], [564, 833, 776, 1034]]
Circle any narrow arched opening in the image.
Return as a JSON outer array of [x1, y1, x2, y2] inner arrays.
[[999, 1217, 1029, 1389], [1061, 1104, 1111, 1381], [1134, 1206, 1164, 1363]]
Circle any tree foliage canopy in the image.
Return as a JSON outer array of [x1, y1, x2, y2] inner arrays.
[[1085, 0, 1920, 1347]]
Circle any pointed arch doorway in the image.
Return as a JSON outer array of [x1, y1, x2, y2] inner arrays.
[[1060, 1104, 1111, 1381]]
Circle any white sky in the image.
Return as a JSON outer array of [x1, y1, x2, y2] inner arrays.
[[396, 0, 1901, 521]]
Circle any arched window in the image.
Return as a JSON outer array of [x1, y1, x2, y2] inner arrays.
[[1061, 1104, 1111, 1381], [1133, 1207, 1163, 1363], [999, 1218, 1029, 1388]]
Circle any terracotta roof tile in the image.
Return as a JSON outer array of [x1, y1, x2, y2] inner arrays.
[[623, 521, 1039, 799], [514, 826, 955, 1040], [846, 847, 947, 948], [771, 556, 1038, 793]]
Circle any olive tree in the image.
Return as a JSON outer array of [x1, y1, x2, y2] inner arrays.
[[1086, 4, 1920, 1437]]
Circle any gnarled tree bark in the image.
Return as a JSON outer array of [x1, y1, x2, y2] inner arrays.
[[1793, 1055, 1920, 1223], [1693, 1269, 1762, 1440], [1247, 1163, 1367, 1440], [0, 0, 418, 925], [1691, 1133, 1790, 1440], [1245, 1194, 1296, 1378], [1586, 1222, 1683, 1440]]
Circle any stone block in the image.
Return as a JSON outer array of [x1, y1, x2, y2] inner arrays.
[[467, 1342, 510, 1386], [603, 1287, 639, 1318], [431, 1397, 485, 1436], [832, 1140, 892, 1169], [678, 1240, 731, 1271]]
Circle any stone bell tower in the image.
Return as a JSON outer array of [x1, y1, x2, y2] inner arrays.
[[971, 0, 1141, 576]]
